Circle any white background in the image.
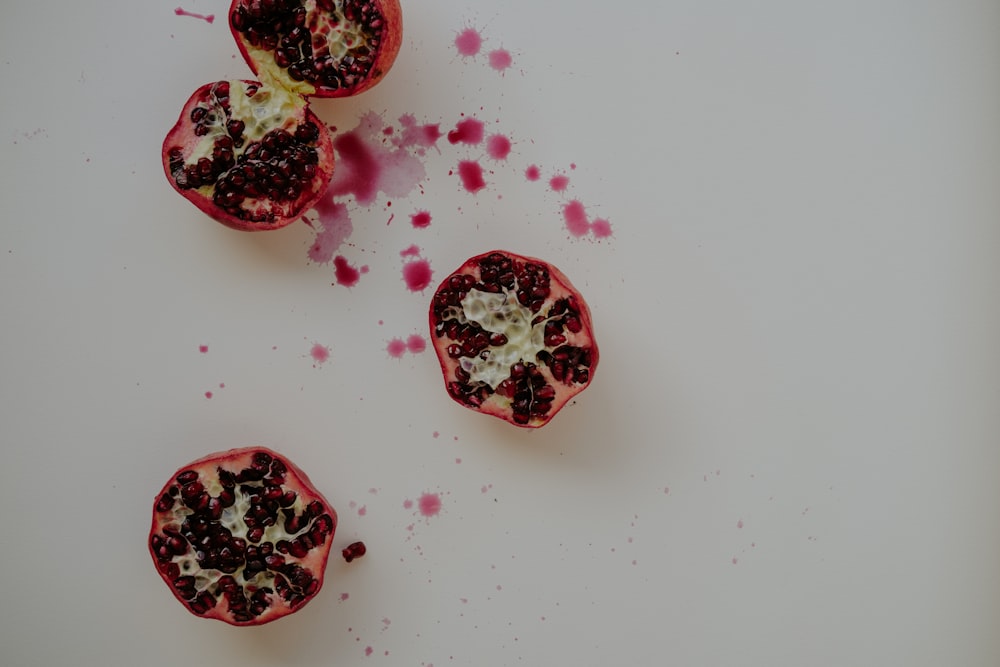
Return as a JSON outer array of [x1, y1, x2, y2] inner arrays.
[[2, 1, 999, 665]]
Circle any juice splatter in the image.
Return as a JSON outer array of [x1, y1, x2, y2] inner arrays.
[[311, 343, 331, 364], [395, 114, 442, 152], [410, 210, 432, 228], [488, 48, 513, 72], [333, 255, 362, 287], [447, 117, 485, 145], [387, 338, 406, 358], [563, 200, 591, 237], [418, 492, 442, 517], [406, 334, 426, 353], [403, 260, 433, 291], [486, 134, 512, 160], [457, 160, 486, 193], [174, 7, 214, 23], [549, 174, 569, 192], [198, 344, 209, 353], [308, 200, 353, 263], [454, 27, 483, 57], [525, 164, 541, 181], [591, 218, 613, 238]]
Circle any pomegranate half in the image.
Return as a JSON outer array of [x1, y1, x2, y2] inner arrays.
[[429, 250, 600, 428], [229, 0, 404, 99], [162, 79, 335, 231], [149, 447, 337, 625]]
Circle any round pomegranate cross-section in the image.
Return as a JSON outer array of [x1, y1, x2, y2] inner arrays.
[[429, 250, 600, 428], [162, 79, 335, 231], [229, 0, 403, 99], [148, 447, 337, 625]]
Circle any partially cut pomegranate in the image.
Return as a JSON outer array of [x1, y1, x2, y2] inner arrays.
[[162, 79, 335, 231], [429, 251, 600, 428], [149, 447, 337, 625], [229, 0, 403, 99]]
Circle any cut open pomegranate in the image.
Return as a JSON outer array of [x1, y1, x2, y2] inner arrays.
[[149, 447, 337, 625], [429, 250, 599, 428], [229, 0, 403, 99], [162, 79, 335, 231]]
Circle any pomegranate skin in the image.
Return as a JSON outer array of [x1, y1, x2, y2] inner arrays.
[[229, 0, 404, 99], [149, 447, 337, 626], [429, 250, 600, 428], [161, 80, 335, 232]]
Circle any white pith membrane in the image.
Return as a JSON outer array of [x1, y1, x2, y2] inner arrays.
[[164, 471, 320, 603], [245, 0, 377, 95], [184, 77, 306, 192], [444, 287, 549, 391]]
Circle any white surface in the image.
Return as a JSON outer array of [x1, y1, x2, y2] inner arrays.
[[2, 1, 1000, 665]]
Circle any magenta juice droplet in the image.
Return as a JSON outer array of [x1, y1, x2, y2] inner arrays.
[[447, 117, 485, 145], [549, 174, 569, 192], [486, 134, 512, 160], [402, 259, 433, 292], [591, 217, 613, 238], [386, 338, 406, 358], [563, 200, 591, 237], [198, 344, 209, 354], [174, 7, 214, 23], [454, 27, 483, 57], [406, 334, 426, 353], [418, 492, 442, 517], [333, 255, 361, 287], [525, 164, 541, 181], [488, 48, 513, 72], [457, 160, 486, 193], [410, 210, 432, 228], [311, 343, 331, 364]]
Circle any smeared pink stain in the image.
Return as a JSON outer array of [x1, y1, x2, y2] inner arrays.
[[326, 112, 427, 207], [339, 592, 350, 601], [591, 218, 613, 238], [486, 134, 512, 160], [525, 164, 541, 181], [457, 160, 486, 193], [403, 260, 433, 291], [333, 255, 362, 287], [174, 7, 214, 23], [549, 174, 570, 192], [308, 200, 353, 263], [395, 114, 442, 152], [386, 338, 406, 358], [488, 48, 513, 72], [402, 499, 414, 509], [400, 244, 421, 257], [418, 492, 442, 517], [198, 344, 209, 354], [455, 27, 483, 57], [364, 646, 373, 657], [447, 117, 485, 145], [406, 334, 426, 353], [357, 505, 367, 516], [410, 210, 432, 228], [311, 343, 331, 364], [563, 200, 591, 237]]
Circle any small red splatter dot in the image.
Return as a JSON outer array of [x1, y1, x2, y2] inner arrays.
[[198, 344, 209, 353], [525, 164, 541, 181], [454, 27, 483, 57], [410, 210, 432, 228], [406, 334, 426, 353], [418, 492, 442, 517], [488, 48, 513, 72], [311, 343, 331, 364], [387, 338, 406, 358], [549, 174, 569, 192]]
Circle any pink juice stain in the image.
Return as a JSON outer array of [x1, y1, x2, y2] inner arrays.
[[386, 338, 406, 358], [311, 343, 331, 364], [325, 112, 427, 207], [308, 200, 353, 263], [410, 210, 432, 228], [457, 160, 486, 193], [454, 27, 483, 57], [403, 260, 433, 291], [418, 492, 442, 517], [174, 7, 214, 23], [488, 48, 513, 72], [563, 200, 591, 237], [198, 344, 209, 354], [486, 134, 512, 160], [549, 174, 569, 192], [333, 255, 362, 287], [406, 334, 426, 353], [525, 164, 541, 181], [395, 114, 442, 152], [447, 117, 485, 145]]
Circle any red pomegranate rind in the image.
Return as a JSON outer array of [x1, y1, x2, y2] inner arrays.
[[149, 447, 337, 625], [429, 250, 599, 428], [162, 80, 335, 231], [229, 0, 404, 99]]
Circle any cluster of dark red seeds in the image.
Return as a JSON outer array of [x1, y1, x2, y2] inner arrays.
[[150, 451, 334, 622], [166, 81, 324, 224], [231, 0, 383, 92], [432, 253, 596, 425]]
